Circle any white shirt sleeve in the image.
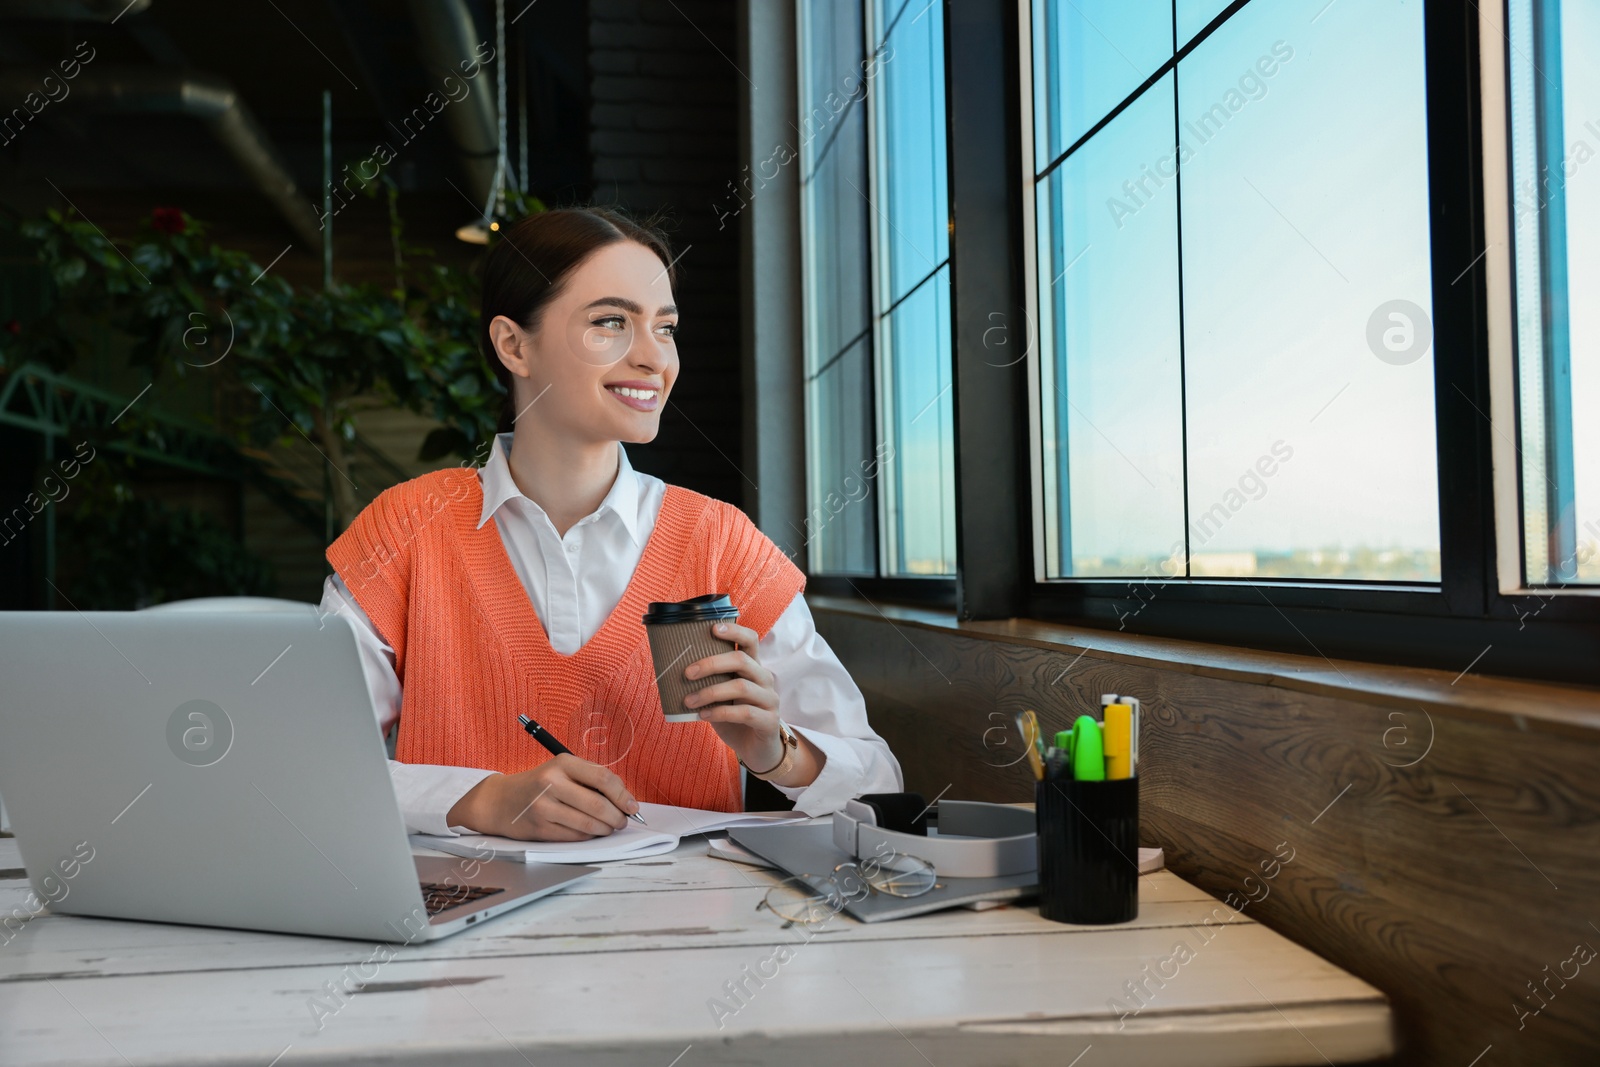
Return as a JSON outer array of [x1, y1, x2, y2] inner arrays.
[[319, 574, 497, 837], [757, 594, 903, 816]]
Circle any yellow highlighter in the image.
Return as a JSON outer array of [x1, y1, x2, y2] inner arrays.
[[1103, 701, 1133, 780]]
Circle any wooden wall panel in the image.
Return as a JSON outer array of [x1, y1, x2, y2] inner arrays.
[[812, 604, 1600, 1066]]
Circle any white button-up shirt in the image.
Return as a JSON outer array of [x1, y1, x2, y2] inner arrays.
[[319, 433, 902, 835]]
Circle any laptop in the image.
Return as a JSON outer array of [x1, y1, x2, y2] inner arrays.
[[0, 602, 596, 943]]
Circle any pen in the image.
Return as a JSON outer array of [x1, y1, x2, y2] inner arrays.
[[1018, 710, 1046, 781], [518, 714, 648, 825]]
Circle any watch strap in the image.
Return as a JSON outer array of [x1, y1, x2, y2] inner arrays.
[[743, 718, 797, 779]]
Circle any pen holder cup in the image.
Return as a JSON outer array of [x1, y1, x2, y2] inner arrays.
[[1035, 776, 1139, 925]]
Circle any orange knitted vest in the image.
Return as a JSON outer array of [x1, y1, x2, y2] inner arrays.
[[325, 466, 806, 812]]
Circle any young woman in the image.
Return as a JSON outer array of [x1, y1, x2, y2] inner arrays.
[[319, 206, 902, 842]]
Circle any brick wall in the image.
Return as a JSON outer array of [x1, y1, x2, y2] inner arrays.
[[589, 0, 746, 508]]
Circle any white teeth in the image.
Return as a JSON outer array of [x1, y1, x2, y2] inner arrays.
[[608, 386, 657, 400]]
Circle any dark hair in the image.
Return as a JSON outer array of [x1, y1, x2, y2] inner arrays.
[[479, 205, 678, 436]]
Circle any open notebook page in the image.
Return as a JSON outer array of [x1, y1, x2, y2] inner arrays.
[[413, 802, 815, 865]]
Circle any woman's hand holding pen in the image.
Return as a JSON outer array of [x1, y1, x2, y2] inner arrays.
[[683, 620, 823, 788], [446, 755, 641, 842]]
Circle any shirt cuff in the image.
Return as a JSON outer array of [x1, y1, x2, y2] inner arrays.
[[388, 760, 499, 837], [768, 724, 867, 817]]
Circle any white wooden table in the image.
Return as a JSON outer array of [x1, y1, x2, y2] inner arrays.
[[0, 828, 1392, 1066]]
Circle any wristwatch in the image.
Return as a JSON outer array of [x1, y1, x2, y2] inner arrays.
[[743, 718, 799, 781]]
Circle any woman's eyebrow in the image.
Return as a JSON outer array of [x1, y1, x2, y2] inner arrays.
[[584, 296, 678, 316]]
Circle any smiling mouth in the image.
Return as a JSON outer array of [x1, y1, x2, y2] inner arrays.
[[604, 383, 661, 410]]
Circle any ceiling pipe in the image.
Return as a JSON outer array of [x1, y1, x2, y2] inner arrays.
[[404, 0, 500, 209], [0, 66, 323, 248]]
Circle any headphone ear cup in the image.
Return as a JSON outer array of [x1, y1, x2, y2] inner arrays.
[[857, 792, 930, 836]]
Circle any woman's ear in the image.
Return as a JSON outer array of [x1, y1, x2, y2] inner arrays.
[[488, 315, 534, 381]]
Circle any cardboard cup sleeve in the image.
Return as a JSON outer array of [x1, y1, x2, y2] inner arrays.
[[645, 616, 740, 723]]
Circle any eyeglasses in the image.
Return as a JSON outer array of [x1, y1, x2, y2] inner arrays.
[[755, 850, 939, 927]]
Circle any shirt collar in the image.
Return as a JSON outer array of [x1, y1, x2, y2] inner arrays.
[[476, 433, 644, 547]]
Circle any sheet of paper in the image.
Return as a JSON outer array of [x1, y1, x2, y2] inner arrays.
[[637, 802, 815, 837], [412, 804, 814, 865], [414, 821, 678, 864]]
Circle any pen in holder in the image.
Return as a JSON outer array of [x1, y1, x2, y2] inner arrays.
[[1035, 775, 1139, 924]]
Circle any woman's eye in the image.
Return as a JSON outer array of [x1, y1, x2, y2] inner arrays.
[[593, 314, 626, 330], [657, 322, 677, 338]]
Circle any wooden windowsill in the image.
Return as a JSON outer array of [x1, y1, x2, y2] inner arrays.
[[806, 593, 1600, 741]]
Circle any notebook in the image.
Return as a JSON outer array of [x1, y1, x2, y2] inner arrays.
[[414, 803, 816, 864]]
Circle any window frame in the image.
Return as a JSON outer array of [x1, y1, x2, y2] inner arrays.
[[1492, 0, 1594, 598], [799, 0, 1600, 683], [1018, 0, 1597, 679]]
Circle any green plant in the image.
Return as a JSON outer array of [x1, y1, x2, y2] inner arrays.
[[0, 194, 523, 531], [54, 458, 276, 609]]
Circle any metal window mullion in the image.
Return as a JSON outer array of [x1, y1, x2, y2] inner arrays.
[[865, 0, 897, 576], [1532, 0, 1577, 582]]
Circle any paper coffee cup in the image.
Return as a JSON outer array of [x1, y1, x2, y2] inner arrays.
[[643, 594, 740, 723]]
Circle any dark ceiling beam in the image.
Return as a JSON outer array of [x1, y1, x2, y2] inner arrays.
[[0, 66, 323, 246], [0, 0, 150, 19], [119, 14, 191, 68], [325, 0, 402, 127]]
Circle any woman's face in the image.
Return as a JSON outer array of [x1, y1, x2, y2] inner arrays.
[[493, 239, 679, 446]]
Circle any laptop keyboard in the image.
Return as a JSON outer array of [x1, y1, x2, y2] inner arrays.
[[419, 881, 505, 916]]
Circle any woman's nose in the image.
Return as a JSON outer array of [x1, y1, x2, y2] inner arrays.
[[629, 329, 673, 371]]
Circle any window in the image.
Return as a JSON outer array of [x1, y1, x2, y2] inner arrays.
[[1030, 0, 1440, 583], [1507, 0, 1600, 585], [784, 0, 1599, 681], [798, 0, 955, 580]]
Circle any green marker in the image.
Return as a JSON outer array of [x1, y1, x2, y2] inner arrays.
[[1054, 730, 1074, 761], [1070, 714, 1105, 781], [1045, 730, 1075, 780]]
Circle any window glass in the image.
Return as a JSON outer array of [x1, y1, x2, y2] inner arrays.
[[799, 0, 955, 579], [1177, 0, 1438, 580], [1037, 74, 1186, 578], [880, 267, 956, 575], [1176, 0, 1233, 50], [871, 0, 955, 577], [876, 0, 949, 304], [802, 97, 872, 366], [806, 338, 878, 574], [799, 0, 876, 574], [1032, 0, 1173, 170]]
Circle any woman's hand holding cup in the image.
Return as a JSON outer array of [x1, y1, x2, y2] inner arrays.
[[681, 620, 787, 772], [641, 594, 822, 788]]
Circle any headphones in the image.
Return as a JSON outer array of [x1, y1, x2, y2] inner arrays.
[[832, 793, 1037, 878]]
